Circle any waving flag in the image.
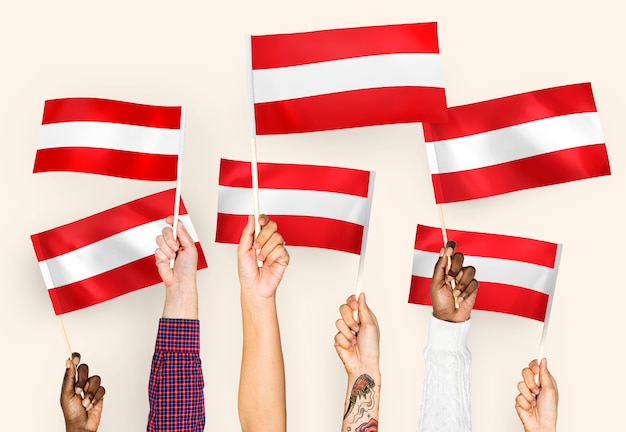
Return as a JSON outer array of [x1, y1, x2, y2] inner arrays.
[[250, 22, 447, 134], [408, 225, 562, 321], [216, 159, 375, 255], [31, 189, 207, 315], [34, 97, 183, 180], [423, 83, 611, 203]]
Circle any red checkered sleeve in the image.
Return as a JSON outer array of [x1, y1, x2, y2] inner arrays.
[[147, 318, 205, 431]]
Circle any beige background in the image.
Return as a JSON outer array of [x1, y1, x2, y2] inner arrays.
[[1, 0, 623, 430]]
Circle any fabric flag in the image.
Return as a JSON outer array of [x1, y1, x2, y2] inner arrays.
[[216, 158, 375, 255], [408, 224, 562, 321], [31, 189, 207, 315], [423, 82, 611, 203], [34, 97, 183, 181], [250, 22, 447, 134]]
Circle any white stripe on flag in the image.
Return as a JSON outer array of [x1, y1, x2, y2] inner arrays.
[[39, 215, 197, 289], [253, 53, 444, 103], [425, 112, 604, 174], [217, 186, 370, 225], [412, 250, 555, 295], [39, 121, 181, 155]]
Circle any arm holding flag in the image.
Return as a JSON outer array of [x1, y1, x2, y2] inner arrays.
[[148, 217, 205, 431], [238, 215, 290, 432], [60, 352, 105, 432], [418, 241, 478, 432], [334, 293, 381, 432], [515, 358, 559, 432]]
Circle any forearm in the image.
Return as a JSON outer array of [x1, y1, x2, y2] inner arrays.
[[418, 316, 472, 432], [238, 294, 286, 432], [342, 370, 381, 432], [162, 282, 198, 319]]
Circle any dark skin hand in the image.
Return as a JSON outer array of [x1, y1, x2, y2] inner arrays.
[[60, 353, 105, 432], [430, 240, 479, 323]]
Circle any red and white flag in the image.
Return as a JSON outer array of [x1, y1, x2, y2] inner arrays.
[[216, 158, 375, 255], [423, 83, 611, 203], [408, 225, 562, 321], [31, 189, 207, 315], [34, 97, 183, 181], [250, 22, 447, 134]]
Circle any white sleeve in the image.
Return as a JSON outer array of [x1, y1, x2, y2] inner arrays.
[[418, 315, 472, 432]]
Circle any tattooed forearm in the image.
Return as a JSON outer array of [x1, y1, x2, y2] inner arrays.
[[343, 374, 378, 431]]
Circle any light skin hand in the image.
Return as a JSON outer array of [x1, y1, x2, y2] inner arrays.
[[237, 214, 289, 302], [430, 240, 479, 323], [334, 293, 380, 378], [155, 215, 198, 319], [61, 353, 105, 432], [515, 358, 558, 432]]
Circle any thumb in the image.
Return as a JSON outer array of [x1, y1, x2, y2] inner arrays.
[[237, 215, 255, 256], [357, 293, 375, 326], [61, 357, 76, 399], [538, 358, 554, 390]]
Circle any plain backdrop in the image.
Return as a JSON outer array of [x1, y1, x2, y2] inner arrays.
[[1, 0, 623, 430]]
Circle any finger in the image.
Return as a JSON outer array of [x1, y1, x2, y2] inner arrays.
[[517, 380, 536, 405], [61, 354, 79, 399], [237, 215, 256, 256], [255, 219, 278, 250], [357, 293, 378, 328], [174, 218, 195, 250], [539, 358, 557, 391], [155, 234, 177, 261], [339, 303, 359, 332], [432, 243, 455, 285], [448, 252, 465, 279], [82, 375, 102, 408], [335, 319, 356, 344], [258, 230, 286, 263], [521, 366, 540, 395], [86, 385, 106, 412], [334, 332, 353, 352], [161, 223, 180, 253], [75, 363, 89, 395], [515, 392, 533, 411]]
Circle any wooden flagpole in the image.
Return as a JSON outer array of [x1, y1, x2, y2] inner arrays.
[[535, 243, 562, 382], [170, 107, 186, 268], [246, 35, 263, 267], [437, 204, 458, 308], [353, 173, 376, 319], [56, 315, 73, 359]]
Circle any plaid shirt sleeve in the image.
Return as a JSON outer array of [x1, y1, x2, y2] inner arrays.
[[147, 318, 205, 431]]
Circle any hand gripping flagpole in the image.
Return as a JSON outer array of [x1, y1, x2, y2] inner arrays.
[[246, 35, 263, 267], [438, 204, 459, 308], [170, 107, 186, 268]]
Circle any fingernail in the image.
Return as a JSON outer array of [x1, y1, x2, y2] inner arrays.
[[75, 387, 83, 395], [82, 398, 91, 408]]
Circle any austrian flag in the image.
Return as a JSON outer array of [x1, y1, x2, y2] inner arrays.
[[216, 159, 375, 255], [34, 97, 183, 181], [250, 22, 447, 134], [31, 189, 207, 315], [423, 83, 611, 203], [408, 225, 562, 322]]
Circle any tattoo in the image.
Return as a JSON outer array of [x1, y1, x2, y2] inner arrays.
[[356, 418, 378, 432], [343, 374, 375, 420]]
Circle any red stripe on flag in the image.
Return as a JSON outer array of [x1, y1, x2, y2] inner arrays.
[[216, 213, 365, 255], [409, 276, 550, 321], [219, 159, 372, 197], [431, 144, 611, 203], [423, 83, 597, 142], [415, 225, 558, 267], [33, 147, 179, 181], [42, 98, 182, 129], [48, 242, 207, 315], [251, 22, 439, 69], [254, 87, 447, 134], [31, 189, 186, 261]]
